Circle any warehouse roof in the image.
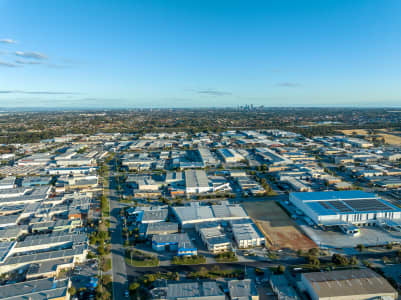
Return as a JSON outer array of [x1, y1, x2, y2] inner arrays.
[[231, 222, 264, 242], [0, 241, 15, 263], [16, 232, 87, 248], [141, 222, 178, 235], [152, 233, 194, 249], [228, 279, 257, 299], [302, 269, 397, 298], [26, 257, 74, 277], [291, 190, 376, 202], [173, 204, 248, 223], [166, 281, 224, 299], [0, 278, 69, 300], [185, 170, 209, 188], [4, 245, 86, 266], [292, 190, 401, 215]]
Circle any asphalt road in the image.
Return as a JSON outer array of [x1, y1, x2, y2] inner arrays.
[[108, 160, 129, 300]]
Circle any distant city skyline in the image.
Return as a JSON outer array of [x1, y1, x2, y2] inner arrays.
[[1, 0, 401, 108]]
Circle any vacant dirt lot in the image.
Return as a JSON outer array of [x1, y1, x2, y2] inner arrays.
[[243, 201, 316, 251], [340, 129, 401, 145], [341, 129, 370, 136], [377, 133, 401, 145]]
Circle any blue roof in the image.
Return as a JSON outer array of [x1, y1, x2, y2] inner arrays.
[[291, 190, 376, 202], [221, 149, 234, 157], [303, 194, 401, 216], [307, 202, 334, 215]]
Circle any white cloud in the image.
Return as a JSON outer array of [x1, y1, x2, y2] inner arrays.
[[15, 51, 47, 60], [0, 61, 18, 68], [0, 39, 17, 44]]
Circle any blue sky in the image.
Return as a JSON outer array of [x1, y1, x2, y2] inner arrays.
[[1, 0, 401, 108]]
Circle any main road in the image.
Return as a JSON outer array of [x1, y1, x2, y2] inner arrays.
[[108, 158, 129, 300]]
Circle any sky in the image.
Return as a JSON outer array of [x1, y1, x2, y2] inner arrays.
[[1, 0, 401, 108]]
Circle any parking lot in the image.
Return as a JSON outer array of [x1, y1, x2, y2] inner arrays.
[[301, 224, 401, 249], [70, 259, 99, 299]]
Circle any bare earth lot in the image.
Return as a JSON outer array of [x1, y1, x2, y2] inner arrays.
[[243, 201, 316, 251], [341, 129, 371, 136], [340, 129, 401, 145], [376, 133, 401, 145]]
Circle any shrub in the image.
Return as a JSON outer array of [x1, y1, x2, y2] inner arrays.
[[102, 274, 112, 286], [276, 265, 285, 274], [172, 255, 206, 265], [68, 287, 76, 296], [356, 244, 365, 252], [332, 254, 349, 266], [101, 258, 112, 272]]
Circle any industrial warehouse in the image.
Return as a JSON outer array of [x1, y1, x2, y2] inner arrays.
[[171, 202, 249, 228], [289, 190, 401, 227]]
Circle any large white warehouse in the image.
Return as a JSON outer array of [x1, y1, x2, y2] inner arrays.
[[289, 190, 401, 226]]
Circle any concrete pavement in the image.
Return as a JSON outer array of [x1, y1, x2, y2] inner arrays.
[[108, 160, 129, 300]]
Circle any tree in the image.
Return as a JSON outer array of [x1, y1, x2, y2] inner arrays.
[[276, 265, 285, 274], [98, 244, 105, 256], [332, 254, 349, 266], [350, 256, 358, 265], [129, 282, 140, 292], [102, 274, 112, 285], [255, 268, 265, 275], [87, 251, 96, 259], [308, 256, 320, 268], [101, 258, 112, 272], [356, 244, 365, 252], [68, 287, 76, 296], [199, 267, 209, 278], [308, 248, 319, 257]]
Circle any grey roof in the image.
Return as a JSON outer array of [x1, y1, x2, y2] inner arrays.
[[228, 279, 257, 299], [16, 232, 87, 248], [74, 178, 98, 186], [198, 148, 217, 165], [166, 281, 224, 299], [142, 209, 168, 222], [0, 204, 25, 214], [303, 269, 397, 298], [231, 222, 264, 242], [0, 186, 49, 205], [0, 241, 15, 263], [30, 219, 76, 231], [0, 278, 69, 300], [165, 171, 183, 182], [141, 222, 179, 235], [0, 214, 19, 226], [21, 176, 51, 186], [173, 204, 248, 223], [4, 244, 86, 266], [152, 233, 194, 249], [0, 176, 16, 187], [0, 187, 26, 197], [26, 257, 74, 277], [0, 226, 25, 240], [206, 236, 231, 246], [185, 170, 209, 188]]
